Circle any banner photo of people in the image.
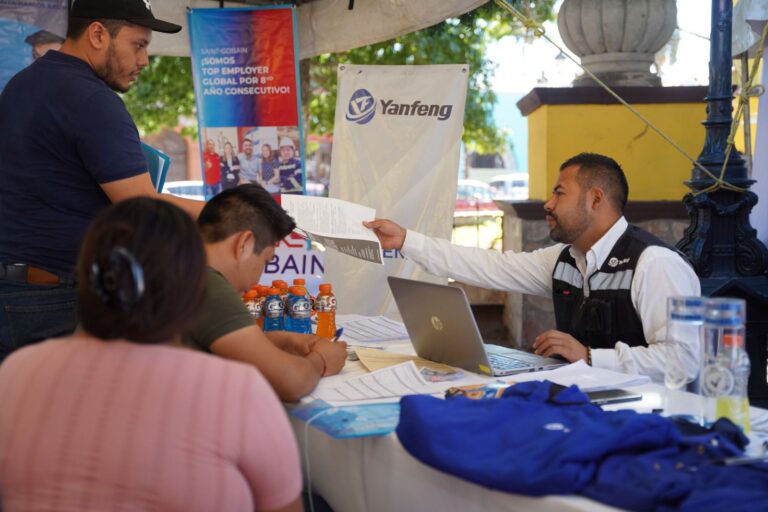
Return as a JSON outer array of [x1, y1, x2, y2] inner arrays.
[[188, 6, 305, 199], [189, 6, 322, 294], [0, 0, 67, 92]]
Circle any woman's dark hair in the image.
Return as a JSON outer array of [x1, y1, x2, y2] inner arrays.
[[77, 198, 206, 344]]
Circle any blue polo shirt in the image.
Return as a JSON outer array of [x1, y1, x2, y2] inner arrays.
[[0, 51, 147, 279]]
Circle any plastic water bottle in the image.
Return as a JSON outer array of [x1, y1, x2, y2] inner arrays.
[[701, 298, 750, 431], [285, 286, 312, 334], [272, 279, 290, 320], [315, 283, 336, 339], [243, 289, 259, 317], [254, 285, 268, 329], [263, 287, 285, 332]]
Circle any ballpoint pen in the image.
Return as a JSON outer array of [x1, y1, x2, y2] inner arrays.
[[331, 327, 344, 342]]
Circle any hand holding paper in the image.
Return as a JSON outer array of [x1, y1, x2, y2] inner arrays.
[[280, 194, 383, 264]]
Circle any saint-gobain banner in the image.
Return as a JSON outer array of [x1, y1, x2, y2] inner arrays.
[[0, 0, 67, 91], [188, 6, 305, 199], [188, 6, 321, 293], [324, 64, 468, 316]]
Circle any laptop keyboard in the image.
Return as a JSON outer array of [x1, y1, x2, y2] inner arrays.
[[487, 353, 530, 371]]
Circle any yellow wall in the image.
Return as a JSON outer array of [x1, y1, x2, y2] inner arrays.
[[527, 102, 707, 201], [733, 95, 759, 154]]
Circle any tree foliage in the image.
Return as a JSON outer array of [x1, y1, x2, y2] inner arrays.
[[123, 0, 556, 151], [123, 55, 196, 137], [309, 1, 556, 154]]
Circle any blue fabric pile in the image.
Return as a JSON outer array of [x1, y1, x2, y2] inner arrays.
[[396, 381, 768, 511]]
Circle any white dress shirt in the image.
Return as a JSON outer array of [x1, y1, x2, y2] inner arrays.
[[401, 217, 701, 382]]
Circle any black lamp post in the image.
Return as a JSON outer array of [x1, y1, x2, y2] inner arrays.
[[676, 0, 768, 405]]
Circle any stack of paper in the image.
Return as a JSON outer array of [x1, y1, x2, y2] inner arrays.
[[502, 360, 651, 392], [337, 314, 410, 346]]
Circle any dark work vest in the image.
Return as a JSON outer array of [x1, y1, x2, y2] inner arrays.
[[551, 225, 680, 350]]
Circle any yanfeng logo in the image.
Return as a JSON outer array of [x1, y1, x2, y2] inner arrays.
[[346, 88, 376, 125]]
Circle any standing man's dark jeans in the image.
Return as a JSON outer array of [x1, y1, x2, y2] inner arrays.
[[0, 280, 77, 364]]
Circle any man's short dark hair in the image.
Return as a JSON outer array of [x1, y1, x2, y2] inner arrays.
[[559, 152, 629, 211], [77, 198, 207, 344], [66, 18, 130, 40], [198, 184, 297, 254]]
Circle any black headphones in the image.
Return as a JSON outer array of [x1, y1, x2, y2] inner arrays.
[[89, 246, 146, 311]]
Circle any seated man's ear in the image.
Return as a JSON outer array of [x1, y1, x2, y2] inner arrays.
[[234, 230, 255, 260]]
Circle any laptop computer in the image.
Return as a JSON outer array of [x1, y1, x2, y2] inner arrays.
[[387, 276, 566, 376]]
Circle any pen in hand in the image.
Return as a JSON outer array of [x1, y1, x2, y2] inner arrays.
[[331, 327, 344, 342]]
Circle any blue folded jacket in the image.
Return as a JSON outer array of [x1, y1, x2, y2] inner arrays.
[[396, 381, 768, 511]]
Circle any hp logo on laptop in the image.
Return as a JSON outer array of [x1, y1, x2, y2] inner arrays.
[[430, 316, 444, 331], [345, 88, 376, 125]]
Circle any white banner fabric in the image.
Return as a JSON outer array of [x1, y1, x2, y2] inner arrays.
[[750, 40, 768, 246], [323, 64, 468, 316]]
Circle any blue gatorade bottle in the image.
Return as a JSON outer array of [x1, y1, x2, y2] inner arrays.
[[285, 285, 312, 334], [263, 287, 284, 331]]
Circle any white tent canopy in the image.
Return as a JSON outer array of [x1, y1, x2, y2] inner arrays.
[[151, 0, 487, 58]]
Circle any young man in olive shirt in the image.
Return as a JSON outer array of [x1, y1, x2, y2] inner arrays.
[[184, 184, 347, 402]]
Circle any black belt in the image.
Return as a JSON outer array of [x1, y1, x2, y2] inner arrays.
[[0, 263, 72, 285]]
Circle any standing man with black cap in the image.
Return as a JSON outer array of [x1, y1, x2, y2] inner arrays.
[[0, 0, 203, 363]]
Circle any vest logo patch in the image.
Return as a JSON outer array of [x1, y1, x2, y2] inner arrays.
[[608, 257, 631, 268]]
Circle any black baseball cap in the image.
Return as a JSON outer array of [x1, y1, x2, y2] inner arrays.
[[69, 0, 182, 34]]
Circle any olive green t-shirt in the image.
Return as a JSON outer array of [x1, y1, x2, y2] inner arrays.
[[183, 267, 255, 352]]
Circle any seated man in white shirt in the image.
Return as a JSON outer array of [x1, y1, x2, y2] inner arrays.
[[365, 153, 701, 383]]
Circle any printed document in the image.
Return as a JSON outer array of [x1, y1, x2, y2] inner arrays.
[[280, 194, 383, 264], [337, 314, 410, 345], [310, 361, 432, 403]]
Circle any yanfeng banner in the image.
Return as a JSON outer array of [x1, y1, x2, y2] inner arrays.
[[189, 6, 322, 293], [0, 0, 67, 91], [324, 64, 468, 316], [188, 6, 305, 198]]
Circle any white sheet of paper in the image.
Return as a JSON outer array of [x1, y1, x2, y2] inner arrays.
[[311, 361, 433, 403], [280, 194, 383, 264], [337, 315, 410, 344], [502, 360, 651, 392]]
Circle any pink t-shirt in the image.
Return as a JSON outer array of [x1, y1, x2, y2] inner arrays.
[[0, 335, 301, 511]]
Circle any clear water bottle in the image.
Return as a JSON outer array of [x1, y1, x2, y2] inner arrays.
[[315, 283, 336, 339], [285, 286, 312, 334], [263, 287, 284, 332], [701, 298, 750, 431], [664, 297, 704, 423]]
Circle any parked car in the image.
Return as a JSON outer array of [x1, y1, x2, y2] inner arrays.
[[162, 180, 205, 201], [455, 179, 500, 215], [489, 173, 529, 200]]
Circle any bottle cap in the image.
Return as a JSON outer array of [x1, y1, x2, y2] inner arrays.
[[319, 283, 332, 293], [257, 285, 269, 295], [293, 278, 306, 285], [723, 333, 745, 348], [668, 296, 704, 322], [243, 290, 258, 300], [289, 286, 304, 295], [704, 298, 746, 327], [267, 287, 281, 296]]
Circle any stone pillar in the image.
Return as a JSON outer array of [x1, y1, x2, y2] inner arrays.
[[557, 0, 677, 87]]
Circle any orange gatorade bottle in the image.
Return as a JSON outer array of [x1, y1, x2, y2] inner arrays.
[[315, 283, 336, 339]]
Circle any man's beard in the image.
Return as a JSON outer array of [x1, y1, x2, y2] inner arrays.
[[549, 198, 590, 244], [96, 42, 131, 93]]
